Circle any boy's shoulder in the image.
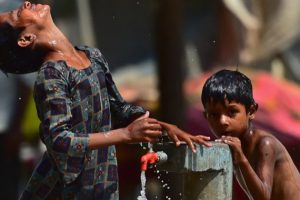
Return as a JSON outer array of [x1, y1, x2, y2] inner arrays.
[[253, 129, 277, 145], [252, 129, 282, 156]]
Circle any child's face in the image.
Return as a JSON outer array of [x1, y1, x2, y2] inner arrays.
[[204, 99, 253, 139], [0, 1, 51, 29]]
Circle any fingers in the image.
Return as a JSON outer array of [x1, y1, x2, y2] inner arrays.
[[141, 119, 162, 137], [169, 133, 196, 152], [220, 136, 235, 143], [168, 133, 180, 146], [158, 120, 167, 126], [146, 118, 160, 124], [175, 132, 196, 152], [144, 129, 162, 136], [135, 111, 150, 121], [193, 135, 212, 147], [186, 138, 196, 153], [195, 135, 211, 141], [215, 136, 239, 146], [133, 117, 160, 129], [157, 121, 171, 130], [141, 118, 162, 131]]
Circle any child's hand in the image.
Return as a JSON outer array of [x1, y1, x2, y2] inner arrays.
[[126, 112, 162, 143], [159, 121, 212, 153], [215, 136, 246, 164]]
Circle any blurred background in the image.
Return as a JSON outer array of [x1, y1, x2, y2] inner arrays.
[[1, 0, 300, 199]]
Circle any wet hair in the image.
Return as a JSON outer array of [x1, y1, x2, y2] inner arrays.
[[0, 22, 44, 74], [201, 69, 256, 111]]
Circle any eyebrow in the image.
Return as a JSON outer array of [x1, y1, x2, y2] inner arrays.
[[226, 103, 241, 109]]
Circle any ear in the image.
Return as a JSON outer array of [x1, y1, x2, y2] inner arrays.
[[17, 33, 36, 48], [249, 103, 258, 120]]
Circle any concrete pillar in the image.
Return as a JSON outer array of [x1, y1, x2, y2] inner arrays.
[[154, 142, 233, 200]]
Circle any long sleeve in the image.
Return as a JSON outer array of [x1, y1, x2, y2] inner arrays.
[[96, 50, 146, 128], [34, 63, 89, 185]]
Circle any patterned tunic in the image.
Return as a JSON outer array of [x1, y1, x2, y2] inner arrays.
[[19, 46, 145, 200]]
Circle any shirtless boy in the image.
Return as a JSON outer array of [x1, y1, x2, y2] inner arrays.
[[201, 69, 300, 199]]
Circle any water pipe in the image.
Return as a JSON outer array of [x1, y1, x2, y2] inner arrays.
[[140, 150, 168, 171]]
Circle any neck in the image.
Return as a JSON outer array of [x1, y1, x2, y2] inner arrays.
[[41, 26, 90, 69], [240, 123, 254, 153], [44, 27, 75, 57]]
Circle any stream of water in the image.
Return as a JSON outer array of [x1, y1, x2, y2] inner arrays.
[[137, 171, 147, 200]]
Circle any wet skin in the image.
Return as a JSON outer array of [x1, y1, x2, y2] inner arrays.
[[0, 1, 51, 30], [204, 99, 300, 200]]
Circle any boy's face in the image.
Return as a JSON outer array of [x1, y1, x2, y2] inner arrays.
[[0, 1, 51, 29], [204, 99, 254, 139]]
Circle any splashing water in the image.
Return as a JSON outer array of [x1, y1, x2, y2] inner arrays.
[[137, 171, 147, 200], [137, 142, 154, 200]]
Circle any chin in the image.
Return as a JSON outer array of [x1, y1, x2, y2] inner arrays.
[[37, 4, 51, 18]]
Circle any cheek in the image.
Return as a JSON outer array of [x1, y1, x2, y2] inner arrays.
[[232, 118, 249, 132]]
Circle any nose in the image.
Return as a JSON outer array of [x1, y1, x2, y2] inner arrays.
[[220, 114, 229, 126], [23, 1, 31, 9]]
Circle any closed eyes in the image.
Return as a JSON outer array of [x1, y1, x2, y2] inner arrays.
[[17, 10, 21, 18]]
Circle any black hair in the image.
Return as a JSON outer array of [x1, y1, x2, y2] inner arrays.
[[201, 69, 256, 111], [0, 22, 44, 74]]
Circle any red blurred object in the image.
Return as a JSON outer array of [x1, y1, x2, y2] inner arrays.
[[140, 151, 159, 171], [253, 73, 300, 140]]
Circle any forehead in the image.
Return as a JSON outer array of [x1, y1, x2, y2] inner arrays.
[[204, 99, 245, 111]]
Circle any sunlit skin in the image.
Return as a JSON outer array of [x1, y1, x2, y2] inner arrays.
[[204, 99, 300, 200]]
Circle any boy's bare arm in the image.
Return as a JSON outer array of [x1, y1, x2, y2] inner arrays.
[[220, 136, 276, 199], [240, 137, 276, 199]]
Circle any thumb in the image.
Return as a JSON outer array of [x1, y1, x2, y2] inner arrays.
[[135, 111, 149, 121]]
